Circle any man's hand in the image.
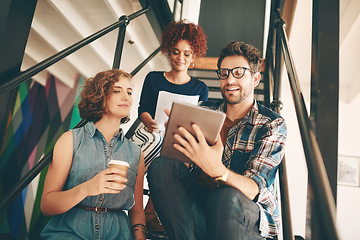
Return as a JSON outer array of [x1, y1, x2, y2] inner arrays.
[[173, 124, 227, 178], [173, 123, 260, 200]]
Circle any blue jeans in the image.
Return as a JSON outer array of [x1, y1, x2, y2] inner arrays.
[[147, 157, 264, 240]]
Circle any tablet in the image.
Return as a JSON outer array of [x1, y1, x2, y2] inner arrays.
[[160, 101, 226, 163]]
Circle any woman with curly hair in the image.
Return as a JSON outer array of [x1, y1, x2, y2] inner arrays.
[[130, 20, 209, 234], [41, 69, 147, 240]]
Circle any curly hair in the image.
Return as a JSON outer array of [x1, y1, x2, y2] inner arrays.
[[217, 41, 263, 74], [78, 69, 131, 123], [161, 20, 207, 57]]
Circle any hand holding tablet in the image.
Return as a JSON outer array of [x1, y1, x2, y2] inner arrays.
[[161, 102, 226, 163]]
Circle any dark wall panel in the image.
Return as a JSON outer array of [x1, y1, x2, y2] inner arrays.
[[0, 0, 37, 158], [199, 0, 266, 57]]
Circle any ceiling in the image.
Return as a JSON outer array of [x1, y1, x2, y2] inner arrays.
[[20, 0, 360, 103], [21, 0, 170, 88]]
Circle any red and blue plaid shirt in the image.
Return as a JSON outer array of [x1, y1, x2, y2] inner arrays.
[[201, 100, 287, 238]]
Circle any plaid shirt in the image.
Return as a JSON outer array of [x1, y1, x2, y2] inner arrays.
[[201, 100, 287, 238]]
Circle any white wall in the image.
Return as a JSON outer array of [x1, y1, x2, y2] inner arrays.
[[283, 0, 360, 239], [337, 93, 360, 240]]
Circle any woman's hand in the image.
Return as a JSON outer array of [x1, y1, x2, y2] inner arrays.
[[143, 118, 158, 133], [83, 168, 128, 196], [140, 112, 158, 133], [163, 108, 171, 129], [129, 152, 146, 239], [41, 131, 129, 215]]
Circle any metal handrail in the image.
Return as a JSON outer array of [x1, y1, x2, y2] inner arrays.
[[0, 6, 150, 95], [269, 8, 339, 240], [131, 46, 161, 77]]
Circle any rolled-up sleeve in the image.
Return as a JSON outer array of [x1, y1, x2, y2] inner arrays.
[[244, 118, 287, 191]]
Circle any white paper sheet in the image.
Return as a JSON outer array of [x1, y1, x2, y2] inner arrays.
[[154, 91, 199, 132]]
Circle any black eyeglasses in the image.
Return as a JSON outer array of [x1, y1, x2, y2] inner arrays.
[[216, 67, 254, 80]]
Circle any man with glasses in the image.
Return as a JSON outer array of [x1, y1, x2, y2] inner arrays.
[[148, 41, 287, 240]]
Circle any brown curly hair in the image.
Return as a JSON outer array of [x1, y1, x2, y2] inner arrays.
[[161, 20, 207, 57], [78, 69, 132, 123]]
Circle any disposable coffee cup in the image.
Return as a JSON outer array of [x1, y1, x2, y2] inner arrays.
[[109, 160, 130, 177]]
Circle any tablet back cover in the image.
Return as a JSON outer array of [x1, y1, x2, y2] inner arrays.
[[160, 101, 226, 163]]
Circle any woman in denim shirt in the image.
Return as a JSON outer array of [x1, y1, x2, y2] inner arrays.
[[41, 69, 146, 240]]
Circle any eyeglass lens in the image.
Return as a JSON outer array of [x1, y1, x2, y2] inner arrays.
[[217, 67, 246, 79]]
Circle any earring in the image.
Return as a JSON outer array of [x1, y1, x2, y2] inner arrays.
[[190, 62, 195, 68], [121, 115, 130, 124]]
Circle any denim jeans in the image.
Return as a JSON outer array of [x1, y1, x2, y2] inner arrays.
[[147, 157, 264, 240]]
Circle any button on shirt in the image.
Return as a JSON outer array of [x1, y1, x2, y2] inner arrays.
[[201, 100, 287, 238]]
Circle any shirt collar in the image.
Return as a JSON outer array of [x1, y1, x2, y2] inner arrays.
[[85, 121, 97, 137], [218, 100, 259, 126], [85, 121, 124, 140], [242, 100, 259, 126]]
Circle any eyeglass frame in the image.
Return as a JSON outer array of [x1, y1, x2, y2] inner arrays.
[[216, 66, 255, 80]]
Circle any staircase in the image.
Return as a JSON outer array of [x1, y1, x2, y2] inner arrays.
[[0, 0, 346, 239]]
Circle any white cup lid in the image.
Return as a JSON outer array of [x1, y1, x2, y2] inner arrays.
[[109, 160, 130, 167]]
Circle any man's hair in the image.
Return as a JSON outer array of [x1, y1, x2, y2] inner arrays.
[[78, 69, 131, 123], [161, 20, 207, 57], [217, 41, 263, 74]]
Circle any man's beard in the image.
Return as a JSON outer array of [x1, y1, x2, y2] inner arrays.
[[222, 91, 242, 105], [221, 84, 247, 105]]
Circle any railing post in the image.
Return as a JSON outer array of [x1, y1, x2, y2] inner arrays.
[[113, 15, 129, 70], [308, 0, 339, 239], [271, 15, 285, 112], [173, 0, 177, 17], [272, 12, 293, 240], [262, 17, 274, 107]]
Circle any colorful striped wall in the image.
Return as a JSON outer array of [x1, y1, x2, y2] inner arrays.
[[0, 73, 83, 240]]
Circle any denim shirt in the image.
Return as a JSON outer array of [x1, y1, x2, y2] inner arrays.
[[41, 122, 141, 240]]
